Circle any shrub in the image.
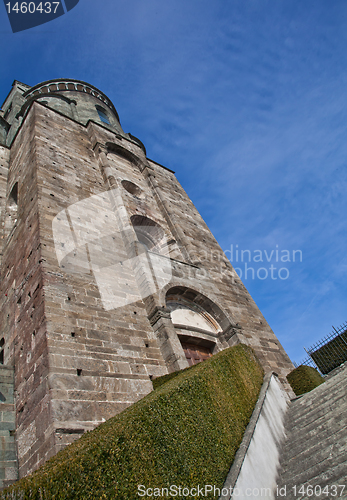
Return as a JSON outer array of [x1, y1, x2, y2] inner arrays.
[[2, 344, 263, 500], [152, 366, 191, 389], [287, 365, 325, 396]]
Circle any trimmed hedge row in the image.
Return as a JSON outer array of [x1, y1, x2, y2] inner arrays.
[[152, 366, 191, 390], [2, 344, 263, 500], [287, 365, 325, 396]]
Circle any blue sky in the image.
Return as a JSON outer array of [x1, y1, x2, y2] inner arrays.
[[1, 0, 346, 362]]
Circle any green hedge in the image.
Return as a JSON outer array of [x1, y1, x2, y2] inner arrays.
[[287, 365, 325, 396], [152, 365, 192, 389], [2, 344, 263, 500]]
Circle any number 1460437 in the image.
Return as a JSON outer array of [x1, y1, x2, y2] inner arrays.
[[292, 484, 345, 497], [5, 2, 61, 14]]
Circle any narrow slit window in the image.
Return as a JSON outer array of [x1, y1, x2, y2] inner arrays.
[[4, 103, 12, 120], [0, 338, 4, 365], [9, 182, 18, 207], [5, 182, 18, 236]]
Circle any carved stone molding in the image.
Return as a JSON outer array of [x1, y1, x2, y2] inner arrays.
[[222, 324, 242, 343], [148, 306, 172, 327]]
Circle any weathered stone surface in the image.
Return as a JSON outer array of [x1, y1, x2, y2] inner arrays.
[[0, 366, 17, 489]]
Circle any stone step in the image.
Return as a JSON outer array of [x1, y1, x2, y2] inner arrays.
[[276, 367, 347, 499], [286, 393, 346, 431], [291, 396, 347, 426], [281, 433, 347, 468], [292, 378, 346, 405], [293, 367, 346, 400], [324, 362, 347, 380], [280, 449, 347, 482], [281, 407, 347, 459], [277, 456, 347, 498], [283, 411, 347, 452], [289, 384, 347, 421], [279, 428, 347, 476], [290, 387, 346, 418]]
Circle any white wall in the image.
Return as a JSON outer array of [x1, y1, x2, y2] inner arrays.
[[223, 375, 289, 500]]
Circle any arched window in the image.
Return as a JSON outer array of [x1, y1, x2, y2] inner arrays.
[[96, 106, 110, 124], [130, 215, 164, 252]]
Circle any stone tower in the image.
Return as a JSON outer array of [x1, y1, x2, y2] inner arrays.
[[0, 79, 293, 485]]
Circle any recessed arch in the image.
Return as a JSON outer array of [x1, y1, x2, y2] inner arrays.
[[164, 285, 234, 332], [166, 299, 222, 334], [130, 215, 165, 251], [163, 285, 237, 366], [106, 142, 146, 171], [17, 93, 76, 120]]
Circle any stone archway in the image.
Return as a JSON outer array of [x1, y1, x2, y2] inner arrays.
[[164, 286, 230, 366], [148, 284, 243, 372]]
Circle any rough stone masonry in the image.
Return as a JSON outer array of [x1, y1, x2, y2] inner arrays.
[[0, 79, 294, 486]]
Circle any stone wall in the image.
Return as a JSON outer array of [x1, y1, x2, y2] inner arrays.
[[220, 373, 289, 500], [0, 145, 9, 261], [0, 366, 18, 489]]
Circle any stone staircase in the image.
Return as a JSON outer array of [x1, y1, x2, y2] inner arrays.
[[276, 363, 347, 500]]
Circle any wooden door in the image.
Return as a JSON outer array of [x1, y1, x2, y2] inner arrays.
[[181, 342, 212, 366]]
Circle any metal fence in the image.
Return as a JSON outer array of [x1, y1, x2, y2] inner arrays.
[[294, 321, 347, 375]]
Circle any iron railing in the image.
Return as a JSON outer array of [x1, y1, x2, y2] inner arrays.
[[294, 321, 347, 375]]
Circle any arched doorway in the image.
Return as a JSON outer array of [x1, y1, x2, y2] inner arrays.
[[165, 286, 226, 366]]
